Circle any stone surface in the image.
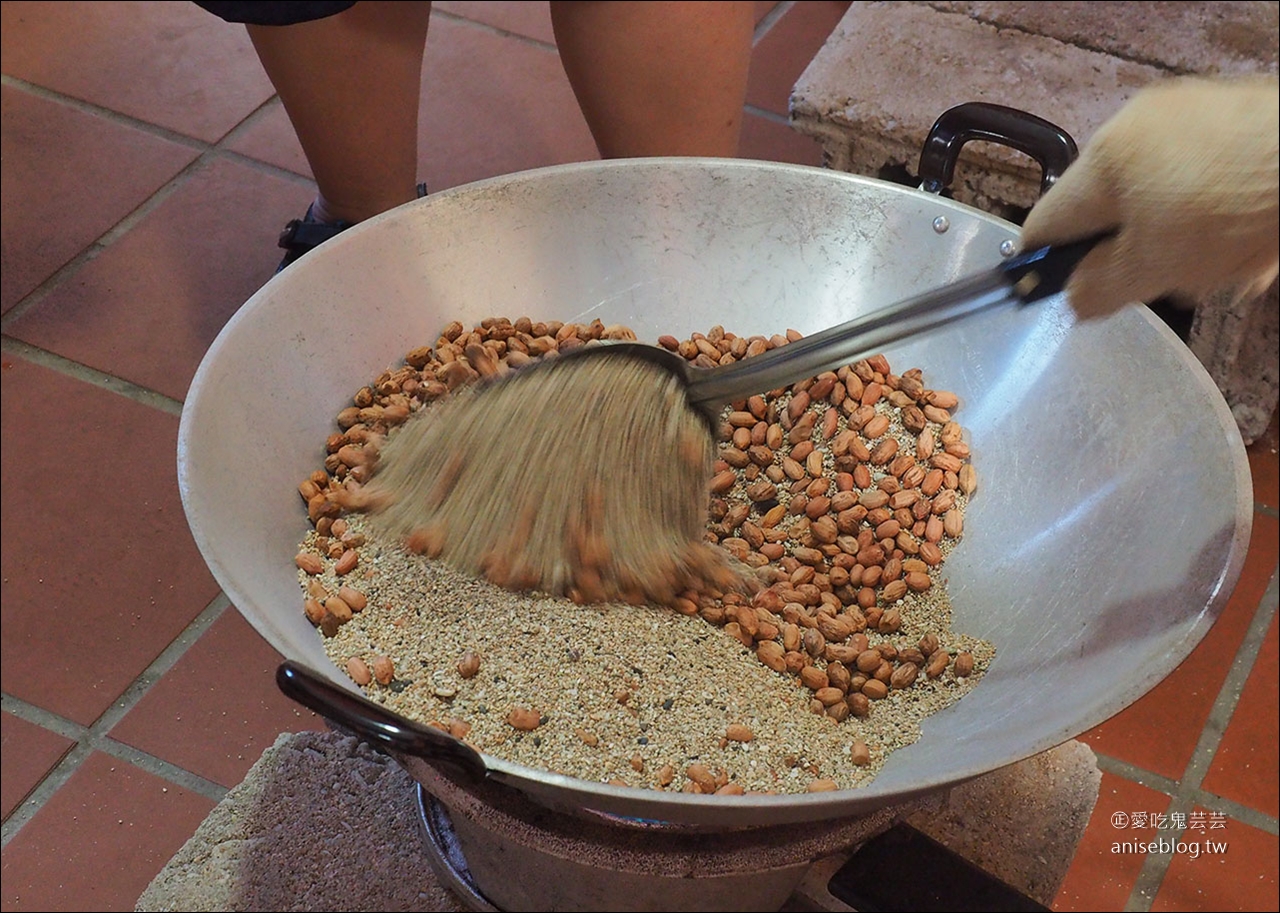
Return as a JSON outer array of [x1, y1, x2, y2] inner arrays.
[[923, 1, 1279, 75], [134, 731, 466, 913], [1188, 282, 1280, 442], [905, 740, 1102, 906]]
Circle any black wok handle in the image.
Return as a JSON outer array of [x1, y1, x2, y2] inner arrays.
[[277, 661, 489, 783], [917, 102, 1078, 197]]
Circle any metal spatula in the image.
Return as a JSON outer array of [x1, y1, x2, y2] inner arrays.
[[561, 234, 1105, 430]]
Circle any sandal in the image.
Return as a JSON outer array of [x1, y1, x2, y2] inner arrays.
[[275, 182, 428, 272]]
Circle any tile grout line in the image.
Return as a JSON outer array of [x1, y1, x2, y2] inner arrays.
[[85, 592, 236, 735], [1, 337, 184, 416], [0, 152, 215, 330], [1188, 790, 1280, 838], [0, 74, 214, 150], [0, 65, 306, 848], [2, 72, 303, 173], [0, 82, 309, 333], [1, 592, 234, 847], [745, 103, 795, 127], [0, 708, 230, 849], [1, 75, 315, 196], [1093, 753, 1180, 797], [308, 5, 798, 121], [1093, 753, 1280, 839], [752, 1, 796, 44], [0, 77, 318, 412], [2, 0, 571, 863], [1, 0, 806, 337], [428, 7, 556, 50], [1121, 563, 1280, 911]]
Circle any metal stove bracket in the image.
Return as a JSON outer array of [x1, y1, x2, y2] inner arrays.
[[416, 785, 499, 912], [788, 823, 1051, 912]]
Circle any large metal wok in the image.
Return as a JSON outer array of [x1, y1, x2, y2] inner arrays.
[[178, 145, 1251, 829]]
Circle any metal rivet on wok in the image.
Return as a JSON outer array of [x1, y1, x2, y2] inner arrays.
[[932, 215, 950, 234]]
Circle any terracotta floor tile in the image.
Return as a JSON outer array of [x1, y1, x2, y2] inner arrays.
[[1233, 514, 1279, 653], [1150, 810, 1278, 912], [0, 356, 220, 726], [222, 10, 827, 194], [1249, 449, 1279, 512], [0, 712, 75, 820], [741, 110, 827, 167], [1079, 512, 1278, 780], [5, 157, 313, 401], [1053, 771, 1172, 911], [432, 2, 785, 52], [0, 751, 215, 913], [417, 16, 598, 192], [108, 608, 326, 789], [1201, 614, 1279, 819], [0, 85, 199, 313], [222, 98, 312, 179], [747, 1, 852, 116], [435, 0, 557, 44], [0, 0, 273, 143]]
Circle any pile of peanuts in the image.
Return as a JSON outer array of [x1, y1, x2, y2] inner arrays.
[[295, 316, 979, 727], [655, 325, 978, 725]]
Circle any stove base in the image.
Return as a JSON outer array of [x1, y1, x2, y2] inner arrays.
[[412, 740, 1100, 912], [415, 783, 930, 913]]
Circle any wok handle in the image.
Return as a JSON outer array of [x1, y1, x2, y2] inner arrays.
[[276, 661, 489, 782], [917, 102, 1078, 197]]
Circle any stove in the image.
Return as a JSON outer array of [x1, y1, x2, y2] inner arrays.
[[407, 740, 1098, 912]]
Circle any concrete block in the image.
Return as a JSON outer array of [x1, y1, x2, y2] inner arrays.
[[135, 731, 467, 912], [1187, 283, 1280, 445], [789, 1, 1166, 217], [906, 739, 1102, 907], [922, 1, 1279, 76]]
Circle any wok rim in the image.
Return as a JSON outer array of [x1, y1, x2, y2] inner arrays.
[[178, 157, 1254, 826]]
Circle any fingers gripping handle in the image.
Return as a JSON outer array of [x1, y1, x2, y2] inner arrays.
[[1001, 231, 1115, 303]]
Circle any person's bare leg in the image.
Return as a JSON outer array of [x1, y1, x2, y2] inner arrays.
[[550, 1, 754, 158], [247, 1, 432, 223]]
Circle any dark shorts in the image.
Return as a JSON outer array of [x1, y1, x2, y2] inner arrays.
[[193, 2, 358, 26]]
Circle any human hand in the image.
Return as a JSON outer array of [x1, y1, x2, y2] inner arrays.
[[1020, 76, 1279, 320]]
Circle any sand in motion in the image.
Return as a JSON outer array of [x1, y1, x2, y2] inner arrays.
[[364, 352, 746, 606]]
